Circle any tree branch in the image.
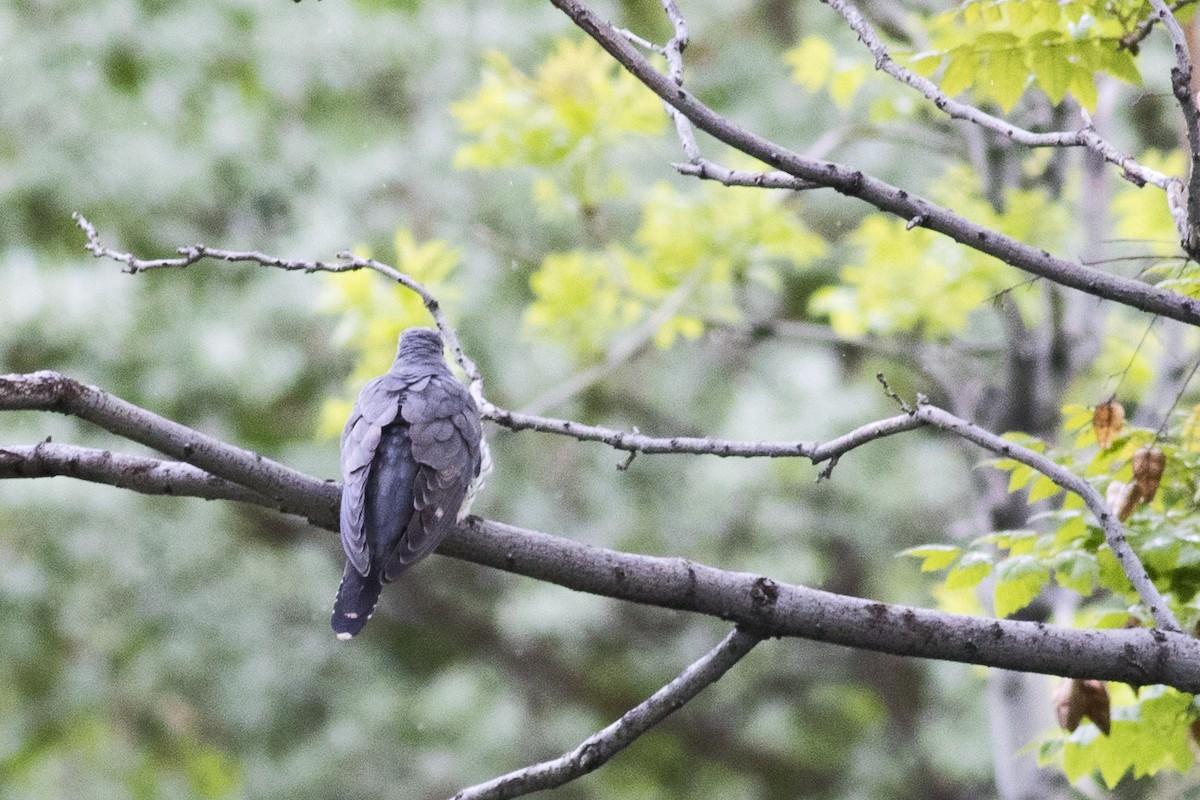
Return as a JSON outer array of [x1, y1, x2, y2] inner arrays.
[[0, 441, 277, 508], [4, 368, 1175, 630], [485, 404, 924, 461], [673, 160, 818, 190], [825, 0, 1173, 191], [0, 370, 335, 525], [73, 213, 485, 402], [450, 627, 763, 800], [1121, 0, 1198, 52], [4, 433, 1200, 689], [913, 402, 1180, 632], [546, 0, 1200, 324], [1147, 0, 1200, 253]]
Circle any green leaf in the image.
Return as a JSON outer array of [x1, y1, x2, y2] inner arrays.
[[1028, 474, 1062, 503], [987, 42, 1029, 111], [899, 544, 962, 572], [994, 554, 1049, 617], [1053, 550, 1099, 595], [1007, 464, 1037, 493], [785, 37, 836, 93], [945, 551, 993, 590]]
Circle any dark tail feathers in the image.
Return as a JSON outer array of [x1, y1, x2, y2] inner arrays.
[[332, 561, 383, 639]]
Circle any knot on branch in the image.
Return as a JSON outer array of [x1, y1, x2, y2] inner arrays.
[[750, 576, 779, 612]]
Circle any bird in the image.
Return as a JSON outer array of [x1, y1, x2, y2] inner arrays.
[[332, 327, 483, 639]]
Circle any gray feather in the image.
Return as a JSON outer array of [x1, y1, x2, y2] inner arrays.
[[333, 327, 483, 638]]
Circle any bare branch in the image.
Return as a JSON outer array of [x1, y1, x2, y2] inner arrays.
[[825, 0, 1173, 191], [914, 403, 1180, 632], [0, 441, 277, 507], [658, 0, 701, 162], [673, 160, 818, 190], [450, 627, 763, 800], [73, 214, 485, 401], [4, 424, 1200, 690], [0, 370, 335, 526], [4, 369, 1175, 631], [547, 0, 1200, 325], [1147, 0, 1200, 251], [483, 403, 924, 461]]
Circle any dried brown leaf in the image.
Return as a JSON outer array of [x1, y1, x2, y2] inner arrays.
[[1093, 401, 1126, 449], [1132, 446, 1166, 503], [1054, 678, 1111, 735]]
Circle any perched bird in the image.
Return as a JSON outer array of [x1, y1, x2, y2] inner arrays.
[[332, 327, 483, 639]]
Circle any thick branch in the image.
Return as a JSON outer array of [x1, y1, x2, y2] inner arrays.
[[0, 442, 276, 508], [5, 435, 1200, 690], [547, 0, 1200, 326], [450, 627, 762, 800], [0, 370, 335, 524]]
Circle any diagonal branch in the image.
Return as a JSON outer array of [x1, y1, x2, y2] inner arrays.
[[0, 370, 335, 525], [825, 0, 1172, 191], [546, 0, 1200, 324], [450, 627, 763, 800], [914, 402, 1180, 632], [4, 435, 1200, 689], [1122, 0, 1199, 52]]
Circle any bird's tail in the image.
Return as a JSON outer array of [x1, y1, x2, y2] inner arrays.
[[331, 562, 383, 639]]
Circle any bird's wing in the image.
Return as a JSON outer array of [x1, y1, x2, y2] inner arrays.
[[383, 374, 480, 580], [339, 374, 406, 576]]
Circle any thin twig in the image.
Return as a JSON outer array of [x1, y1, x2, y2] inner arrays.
[[824, 0, 1172, 190], [1122, 0, 1199, 52], [73, 213, 485, 402], [660, 0, 700, 161], [485, 402, 924, 461], [450, 627, 763, 800], [673, 160, 819, 190], [1152, 356, 1200, 442], [914, 403, 1180, 632]]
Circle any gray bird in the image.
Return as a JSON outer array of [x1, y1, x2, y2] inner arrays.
[[332, 327, 483, 639]]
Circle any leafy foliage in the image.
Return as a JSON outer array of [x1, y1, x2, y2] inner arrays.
[[455, 39, 827, 359], [810, 166, 1065, 338], [1038, 685, 1196, 787], [902, 403, 1200, 785], [452, 38, 664, 212], [905, 0, 1147, 111]]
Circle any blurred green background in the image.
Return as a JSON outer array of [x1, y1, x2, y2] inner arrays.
[[0, 1, 997, 798]]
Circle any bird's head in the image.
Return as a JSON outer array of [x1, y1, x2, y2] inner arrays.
[[395, 327, 444, 363]]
